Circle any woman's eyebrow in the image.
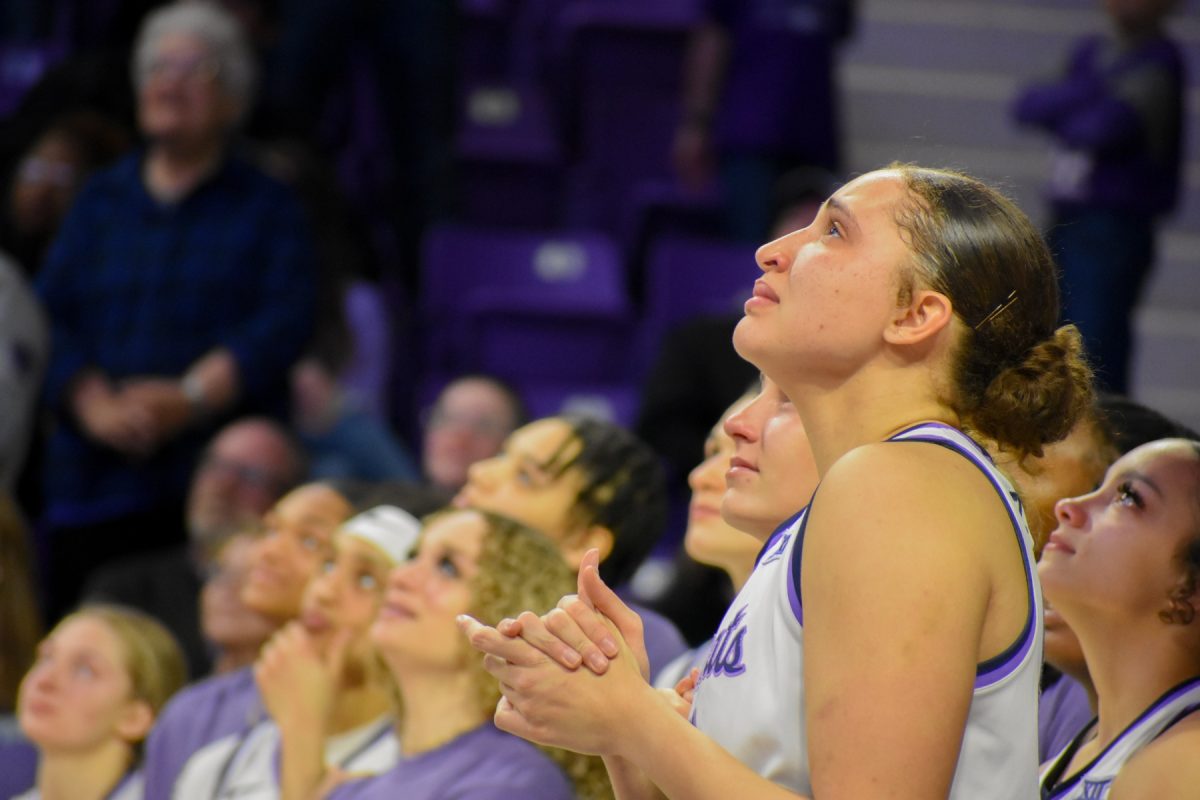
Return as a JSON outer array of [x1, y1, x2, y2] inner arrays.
[[826, 196, 860, 233]]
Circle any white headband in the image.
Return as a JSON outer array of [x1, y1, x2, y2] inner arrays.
[[339, 505, 421, 565]]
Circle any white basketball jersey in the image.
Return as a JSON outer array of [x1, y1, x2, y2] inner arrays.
[[689, 422, 1043, 798], [1039, 678, 1200, 799]]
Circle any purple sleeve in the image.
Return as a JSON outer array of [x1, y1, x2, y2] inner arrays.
[[1038, 675, 1094, 764], [636, 604, 691, 681]]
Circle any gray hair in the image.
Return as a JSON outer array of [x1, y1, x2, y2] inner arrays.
[[132, 0, 257, 120]]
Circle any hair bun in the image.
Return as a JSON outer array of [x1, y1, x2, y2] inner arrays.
[[973, 325, 1094, 458]]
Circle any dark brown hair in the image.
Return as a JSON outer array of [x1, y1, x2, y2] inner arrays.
[[888, 163, 1094, 459]]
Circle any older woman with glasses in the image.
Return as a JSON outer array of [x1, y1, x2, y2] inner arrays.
[[36, 0, 318, 617]]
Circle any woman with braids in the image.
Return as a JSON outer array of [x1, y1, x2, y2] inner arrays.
[[453, 415, 688, 678], [461, 163, 1094, 799], [1037, 438, 1200, 798], [272, 508, 608, 799]]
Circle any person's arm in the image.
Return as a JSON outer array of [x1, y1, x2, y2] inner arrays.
[[1108, 721, 1200, 799], [671, 17, 729, 190], [800, 444, 994, 798], [256, 623, 351, 800]]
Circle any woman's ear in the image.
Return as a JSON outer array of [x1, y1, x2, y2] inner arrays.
[[115, 698, 155, 744], [884, 289, 954, 347], [559, 526, 615, 573]]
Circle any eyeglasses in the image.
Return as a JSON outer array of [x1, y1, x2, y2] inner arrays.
[[196, 456, 282, 492], [140, 54, 220, 84]]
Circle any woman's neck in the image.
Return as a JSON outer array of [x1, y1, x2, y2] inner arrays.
[[37, 742, 132, 800], [1073, 616, 1200, 746], [329, 675, 394, 736], [783, 364, 958, 475], [395, 670, 487, 756], [143, 141, 223, 203]]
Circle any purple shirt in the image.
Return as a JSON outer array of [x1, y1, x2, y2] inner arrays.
[[326, 723, 573, 800], [142, 667, 263, 799], [1039, 674, 1094, 765], [0, 737, 38, 799], [632, 602, 689, 681]]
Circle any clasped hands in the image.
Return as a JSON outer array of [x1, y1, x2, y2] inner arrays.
[[457, 550, 697, 758]]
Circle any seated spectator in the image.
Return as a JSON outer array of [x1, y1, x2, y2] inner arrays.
[[35, 0, 317, 617], [0, 493, 40, 800], [1, 111, 131, 277], [199, 529, 277, 676], [1037, 438, 1200, 796], [271, 509, 605, 799], [421, 375, 525, 495], [0, 252, 47, 496], [453, 415, 688, 678], [84, 417, 308, 678], [141, 480, 354, 799], [176, 505, 421, 797], [656, 376, 817, 688], [10, 604, 187, 800]]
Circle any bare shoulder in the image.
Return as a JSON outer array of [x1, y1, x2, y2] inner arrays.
[[1110, 713, 1200, 799], [814, 439, 1006, 540]]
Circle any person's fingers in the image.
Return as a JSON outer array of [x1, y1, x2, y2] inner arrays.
[[497, 617, 522, 637], [580, 563, 643, 645], [575, 550, 602, 608], [557, 596, 620, 659], [539, 607, 608, 671], [459, 615, 549, 666]]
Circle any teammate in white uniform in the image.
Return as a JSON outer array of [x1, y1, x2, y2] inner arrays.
[[691, 422, 1042, 797], [654, 377, 818, 690], [1038, 438, 1200, 799], [462, 164, 1093, 799]]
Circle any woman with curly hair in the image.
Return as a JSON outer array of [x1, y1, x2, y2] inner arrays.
[[13, 604, 187, 799], [275, 508, 609, 799], [463, 164, 1095, 799], [1037, 438, 1200, 798]]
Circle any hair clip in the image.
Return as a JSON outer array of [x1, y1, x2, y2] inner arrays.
[[973, 290, 1018, 331]]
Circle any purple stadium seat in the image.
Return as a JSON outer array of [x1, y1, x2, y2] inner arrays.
[[0, 43, 65, 116], [418, 224, 635, 383], [520, 379, 641, 428], [454, 80, 565, 228], [550, 2, 698, 234], [639, 233, 759, 370]]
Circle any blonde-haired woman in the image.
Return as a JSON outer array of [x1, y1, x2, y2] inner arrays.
[[13, 605, 186, 800], [275, 509, 608, 799]]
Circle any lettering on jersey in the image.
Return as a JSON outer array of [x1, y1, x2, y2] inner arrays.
[[1081, 779, 1111, 799], [703, 606, 748, 678], [760, 532, 791, 566]]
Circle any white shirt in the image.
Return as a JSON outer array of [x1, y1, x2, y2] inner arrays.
[[690, 423, 1043, 798]]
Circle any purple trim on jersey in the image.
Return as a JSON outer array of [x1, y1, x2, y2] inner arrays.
[[889, 425, 1038, 689], [754, 507, 807, 568], [786, 509, 812, 626], [1043, 676, 1200, 799]]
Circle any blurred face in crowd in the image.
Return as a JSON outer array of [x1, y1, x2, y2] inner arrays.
[[372, 510, 485, 673], [18, 616, 152, 753], [423, 378, 520, 492], [201, 532, 276, 662], [137, 32, 237, 148], [9, 132, 81, 239], [241, 484, 352, 623], [301, 533, 394, 669], [685, 394, 763, 589], [187, 420, 298, 558]]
